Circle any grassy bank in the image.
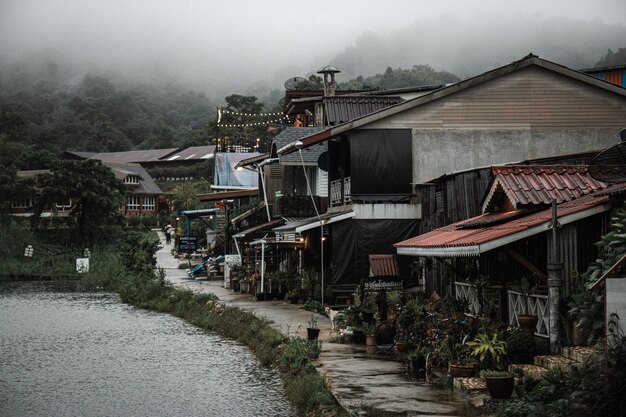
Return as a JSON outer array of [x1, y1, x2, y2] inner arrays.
[[79, 231, 347, 417]]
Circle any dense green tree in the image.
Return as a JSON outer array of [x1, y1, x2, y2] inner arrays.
[[171, 180, 212, 213], [0, 62, 217, 155], [569, 209, 626, 344], [34, 159, 126, 246], [595, 47, 626, 67], [218, 94, 267, 150], [338, 64, 460, 91]]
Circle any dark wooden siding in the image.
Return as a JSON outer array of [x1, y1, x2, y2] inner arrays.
[[416, 167, 492, 234]]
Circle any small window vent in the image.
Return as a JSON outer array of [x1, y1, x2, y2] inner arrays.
[[435, 190, 444, 214]]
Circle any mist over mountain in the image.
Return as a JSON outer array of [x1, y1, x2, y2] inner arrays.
[[1, 1, 625, 104], [327, 15, 626, 81]]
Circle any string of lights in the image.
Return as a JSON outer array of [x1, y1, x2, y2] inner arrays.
[[217, 116, 291, 128], [219, 109, 284, 117]]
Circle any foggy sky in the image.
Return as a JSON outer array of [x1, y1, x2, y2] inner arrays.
[[1, 0, 626, 97]]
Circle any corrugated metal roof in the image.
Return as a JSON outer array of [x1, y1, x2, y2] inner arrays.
[[369, 254, 399, 277], [233, 219, 284, 239], [273, 127, 327, 166], [234, 153, 270, 169], [272, 210, 354, 232], [68, 146, 215, 164], [322, 95, 404, 126], [483, 165, 607, 212], [395, 184, 619, 253], [197, 189, 258, 202], [164, 145, 216, 161]]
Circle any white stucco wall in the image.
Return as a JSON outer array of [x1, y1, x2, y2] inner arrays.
[[606, 277, 626, 347], [412, 128, 620, 184]]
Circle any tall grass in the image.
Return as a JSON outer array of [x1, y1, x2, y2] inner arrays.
[[0, 221, 80, 277]]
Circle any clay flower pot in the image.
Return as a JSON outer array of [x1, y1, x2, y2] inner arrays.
[[449, 363, 476, 378], [517, 315, 538, 333]]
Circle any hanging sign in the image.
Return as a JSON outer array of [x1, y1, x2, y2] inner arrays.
[[364, 279, 405, 291], [179, 236, 198, 252]]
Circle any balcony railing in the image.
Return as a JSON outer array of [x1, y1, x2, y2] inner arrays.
[[455, 281, 504, 321], [507, 290, 549, 338], [330, 177, 351, 207]]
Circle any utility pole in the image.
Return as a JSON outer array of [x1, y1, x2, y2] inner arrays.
[[547, 199, 563, 354]]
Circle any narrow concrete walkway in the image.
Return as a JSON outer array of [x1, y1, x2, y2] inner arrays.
[[155, 232, 468, 416]]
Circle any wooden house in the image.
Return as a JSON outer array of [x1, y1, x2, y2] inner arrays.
[[279, 54, 626, 295], [395, 165, 625, 338], [9, 163, 163, 217], [104, 162, 164, 215]]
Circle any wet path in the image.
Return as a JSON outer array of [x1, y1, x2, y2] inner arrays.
[[156, 232, 468, 416]]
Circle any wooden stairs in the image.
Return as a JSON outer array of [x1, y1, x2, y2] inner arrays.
[[453, 346, 601, 413]]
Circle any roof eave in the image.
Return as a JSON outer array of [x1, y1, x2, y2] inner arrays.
[[396, 201, 612, 258]]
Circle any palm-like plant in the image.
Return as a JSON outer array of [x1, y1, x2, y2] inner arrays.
[[466, 332, 508, 369]]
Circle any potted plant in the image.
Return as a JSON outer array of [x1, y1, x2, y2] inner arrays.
[[308, 340, 322, 359], [512, 276, 539, 333], [446, 338, 477, 378], [395, 336, 409, 353], [307, 315, 320, 340], [364, 323, 377, 346], [466, 332, 508, 370], [480, 370, 515, 399], [468, 332, 513, 399], [286, 287, 300, 304], [239, 276, 249, 293], [506, 329, 536, 364], [407, 347, 429, 380]]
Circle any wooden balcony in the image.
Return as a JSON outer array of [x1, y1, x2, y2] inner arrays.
[[271, 195, 328, 218]]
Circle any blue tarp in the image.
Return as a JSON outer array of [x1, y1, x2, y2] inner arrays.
[[214, 153, 259, 188]]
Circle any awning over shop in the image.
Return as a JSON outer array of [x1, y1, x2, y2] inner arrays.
[[394, 191, 614, 258], [369, 254, 400, 277], [273, 210, 355, 234], [179, 208, 220, 218], [233, 219, 284, 239], [197, 189, 258, 202], [230, 201, 265, 225]]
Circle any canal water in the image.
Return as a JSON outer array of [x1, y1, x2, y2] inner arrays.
[[0, 283, 293, 417]]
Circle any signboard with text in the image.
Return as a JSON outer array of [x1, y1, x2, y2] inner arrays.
[[178, 236, 198, 252], [364, 279, 405, 291]]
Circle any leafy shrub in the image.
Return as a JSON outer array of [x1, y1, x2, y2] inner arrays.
[[280, 337, 315, 373], [304, 298, 324, 314]]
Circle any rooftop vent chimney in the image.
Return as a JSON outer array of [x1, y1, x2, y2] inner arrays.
[[620, 128, 626, 142], [317, 65, 340, 96]]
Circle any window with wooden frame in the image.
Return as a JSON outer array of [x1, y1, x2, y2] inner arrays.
[[142, 196, 155, 211], [127, 196, 140, 210]]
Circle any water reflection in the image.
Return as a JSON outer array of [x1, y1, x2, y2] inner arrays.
[[0, 283, 293, 417]]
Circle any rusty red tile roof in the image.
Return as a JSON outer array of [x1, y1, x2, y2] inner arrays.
[[483, 165, 607, 212], [369, 254, 400, 277], [395, 184, 621, 255]]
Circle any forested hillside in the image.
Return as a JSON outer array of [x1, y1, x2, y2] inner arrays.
[[0, 61, 217, 162]]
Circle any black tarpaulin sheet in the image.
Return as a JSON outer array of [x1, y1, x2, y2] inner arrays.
[[331, 219, 420, 287], [349, 129, 412, 201]]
